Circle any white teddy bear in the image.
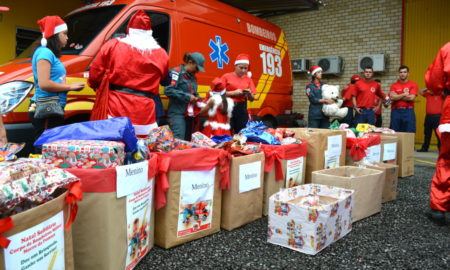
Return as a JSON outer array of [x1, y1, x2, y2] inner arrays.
[[321, 84, 348, 119]]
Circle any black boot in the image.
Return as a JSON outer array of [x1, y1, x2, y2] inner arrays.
[[426, 208, 446, 225]]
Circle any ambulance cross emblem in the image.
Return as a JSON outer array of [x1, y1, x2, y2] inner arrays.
[[209, 35, 230, 69]]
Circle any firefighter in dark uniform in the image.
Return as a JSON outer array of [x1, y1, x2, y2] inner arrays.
[[164, 52, 205, 140], [305, 65, 334, 128]]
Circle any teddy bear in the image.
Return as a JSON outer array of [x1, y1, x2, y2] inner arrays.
[[321, 84, 348, 119]]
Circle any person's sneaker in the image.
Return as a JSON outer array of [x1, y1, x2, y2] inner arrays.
[[416, 148, 428, 152], [426, 208, 445, 225]]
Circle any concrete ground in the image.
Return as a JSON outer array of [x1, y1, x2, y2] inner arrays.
[[414, 147, 439, 167], [136, 163, 449, 270]]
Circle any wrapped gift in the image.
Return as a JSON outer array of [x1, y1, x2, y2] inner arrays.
[[268, 184, 354, 255], [172, 138, 203, 151], [0, 158, 51, 184], [42, 140, 126, 169], [191, 132, 217, 147], [147, 126, 174, 152]]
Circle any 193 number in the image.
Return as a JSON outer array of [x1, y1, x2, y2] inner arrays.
[[260, 52, 282, 77]]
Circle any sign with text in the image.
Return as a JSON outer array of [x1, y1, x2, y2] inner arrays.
[[364, 144, 381, 163], [239, 161, 262, 193], [383, 143, 397, 161], [116, 161, 149, 198], [327, 135, 342, 157], [285, 157, 304, 188]]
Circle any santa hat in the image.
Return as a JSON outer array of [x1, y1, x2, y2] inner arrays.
[[37, 16, 67, 47], [121, 10, 160, 52], [351, 75, 361, 82], [234, 54, 252, 77], [308, 65, 322, 76], [210, 78, 226, 95]]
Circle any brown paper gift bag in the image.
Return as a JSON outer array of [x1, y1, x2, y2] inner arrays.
[[0, 190, 74, 270], [358, 162, 399, 203], [154, 170, 222, 248], [311, 166, 384, 222], [68, 156, 157, 270], [221, 152, 265, 231], [288, 128, 346, 183], [385, 132, 415, 177]]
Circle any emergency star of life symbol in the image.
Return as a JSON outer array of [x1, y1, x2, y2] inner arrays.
[[209, 35, 229, 69]]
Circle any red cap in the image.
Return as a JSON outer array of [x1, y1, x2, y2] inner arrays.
[[351, 75, 361, 82], [127, 10, 152, 34], [308, 65, 322, 76], [234, 53, 250, 65], [210, 78, 225, 92], [37, 16, 67, 47]]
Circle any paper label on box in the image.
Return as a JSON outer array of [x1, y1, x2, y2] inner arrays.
[[116, 160, 149, 198], [324, 151, 340, 169], [383, 143, 397, 161], [177, 169, 215, 238], [285, 157, 304, 188], [364, 144, 381, 163], [125, 178, 153, 270], [239, 161, 262, 193], [327, 135, 342, 156], [4, 211, 65, 270]]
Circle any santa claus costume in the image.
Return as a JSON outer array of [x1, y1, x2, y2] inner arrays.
[[88, 10, 169, 136], [201, 78, 234, 137], [424, 42, 450, 224]]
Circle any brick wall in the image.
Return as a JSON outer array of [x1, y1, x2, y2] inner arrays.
[[266, 0, 402, 127]]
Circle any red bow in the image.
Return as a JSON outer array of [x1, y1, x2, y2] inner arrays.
[[264, 147, 285, 181], [155, 153, 171, 210], [346, 136, 381, 161], [218, 150, 231, 190], [65, 181, 83, 230], [0, 217, 14, 248]]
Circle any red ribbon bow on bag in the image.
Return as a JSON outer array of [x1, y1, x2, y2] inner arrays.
[[218, 150, 231, 190], [263, 146, 286, 181], [65, 181, 83, 230], [346, 136, 381, 161], [155, 153, 171, 210], [0, 217, 14, 248]]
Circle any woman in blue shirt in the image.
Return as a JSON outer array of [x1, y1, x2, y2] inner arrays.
[[305, 66, 334, 128], [29, 16, 84, 150]]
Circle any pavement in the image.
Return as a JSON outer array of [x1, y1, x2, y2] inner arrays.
[[136, 163, 449, 270]]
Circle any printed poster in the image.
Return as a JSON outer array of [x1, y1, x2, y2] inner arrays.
[[125, 178, 153, 270], [285, 157, 304, 188], [364, 144, 381, 163], [383, 143, 397, 161], [327, 135, 342, 156], [324, 150, 340, 169], [177, 169, 215, 238], [4, 211, 65, 270], [239, 161, 262, 193]]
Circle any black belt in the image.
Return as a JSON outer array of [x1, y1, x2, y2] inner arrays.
[[110, 84, 155, 99]]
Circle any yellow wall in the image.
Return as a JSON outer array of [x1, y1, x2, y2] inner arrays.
[[0, 0, 81, 64], [403, 0, 450, 145]]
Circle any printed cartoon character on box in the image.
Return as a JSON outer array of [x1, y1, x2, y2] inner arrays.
[[330, 202, 339, 217], [267, 226, 274, 239], [287, 219, 305, 248], [274, 201, 291, 216], [182, 204, 194, 225], [194, 201, 209, 221], [308, 208, 319, 222], [128, 218, 141, 260], [334, 215, 342, 240], [313, 223, 327, 251]]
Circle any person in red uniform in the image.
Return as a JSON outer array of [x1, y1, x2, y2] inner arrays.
[[199, 78, 234, 137], [352, 67, 388, 126], [88, 10, 169, 136], [389, 66, 418, 132], [221, 54, 256, 133], [424, 42, 450, 225], [341, 75, 360, 127], [417, 88, 444, 152], [373, 79, 383, 127]]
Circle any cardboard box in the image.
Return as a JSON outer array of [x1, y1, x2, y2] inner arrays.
[[0, 190, 74, 270], [221, 152, 265, 231], [268, 184, 354, 255], [288, 128, 346, 183], [345, 136, 381, 165], [384, 132, 415, 177], [312, 166, 384, 222], [42, 140, 126, 169], [380, 135, 398, 164], [358, 162, 399, 203]]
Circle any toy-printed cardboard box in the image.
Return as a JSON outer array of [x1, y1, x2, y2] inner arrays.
[[0, 189, 75, 270], [68, 156, 157, 270], [384, 133, 415, 177], [357, 162, 399, 203], [154, 148, 227, 248], [312, 166, 384, 222], [221, 152, 265, 231], [42, 140, 126, 169], [261, 143, 308, 216], [345, 136, 381, 165], [268, 184, 354, 255], [287, 128, 346, 183]]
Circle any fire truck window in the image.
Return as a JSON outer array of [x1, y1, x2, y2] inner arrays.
[[15, 27, 41, 58], [111, 11, 170, 52]]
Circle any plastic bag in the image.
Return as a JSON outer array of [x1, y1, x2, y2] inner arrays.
[[211, 135, 233, 144], [239, 121, 280, 145], [34, 117, 137, 152]]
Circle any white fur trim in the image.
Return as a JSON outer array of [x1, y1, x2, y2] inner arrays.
[[41, 37, 47, 47], [211, 89, 226, 96], [203, 121, 230, 130], [120, 28, 160, 52], [54, 23, 67, 35], [308, 67, 322, 76], [438, 123, 450, 133], [134, 122, 158, 136], [207, 95, 234, 118], [235, 59, 249, 65]]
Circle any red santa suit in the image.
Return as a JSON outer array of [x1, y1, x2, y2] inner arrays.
[[425, 42, 450, 213], [88, 10, 169, 136], [202, 91, 234, 137]]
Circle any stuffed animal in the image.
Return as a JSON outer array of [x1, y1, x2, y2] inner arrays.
[[321, 84, 348, 119]]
